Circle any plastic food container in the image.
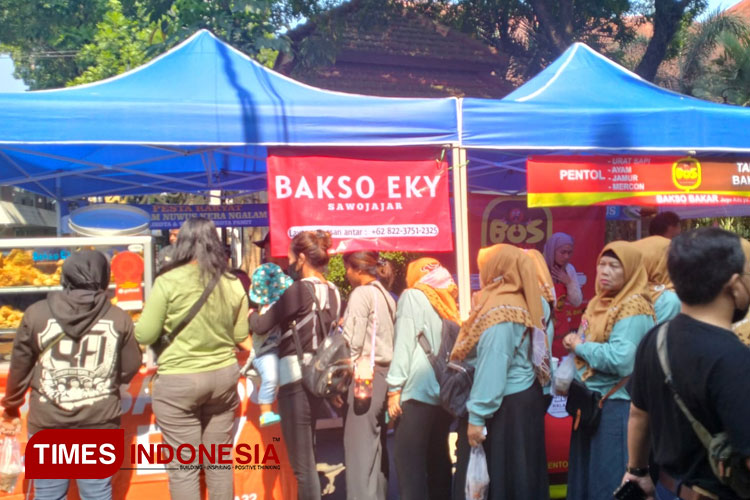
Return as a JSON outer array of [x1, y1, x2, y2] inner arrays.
[[68, 204, 150, 236]]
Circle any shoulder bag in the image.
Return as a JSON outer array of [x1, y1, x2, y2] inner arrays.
[[152, 272, 222, 360], [656, 322, 750, 498]]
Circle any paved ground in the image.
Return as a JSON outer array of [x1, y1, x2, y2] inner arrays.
[[316, 427, 400, 500]]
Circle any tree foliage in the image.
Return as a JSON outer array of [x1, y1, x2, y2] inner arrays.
[[69, 0, 160, 86], [0, 0, 286, 89], [405, 0, 709, 82], [0, 0, 110, 89]]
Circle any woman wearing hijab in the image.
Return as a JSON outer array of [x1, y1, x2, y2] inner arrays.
[[562, 241, 655, 500], [386, 258, 459, 500], [1, 250, 142, 500], [543, 232, 583, 308], [452, 244, 549, 500], [525, 248, 556, 361], [631, 235, 681, 323]]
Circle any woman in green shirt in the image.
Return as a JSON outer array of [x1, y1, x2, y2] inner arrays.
[[386, 257, 460, 500], [451, 244, 550, 500], [135, 218, 249, 500], [562, 241, 655, 500]]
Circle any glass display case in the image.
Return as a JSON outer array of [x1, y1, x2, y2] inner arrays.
[[0, 236, 154, 363]]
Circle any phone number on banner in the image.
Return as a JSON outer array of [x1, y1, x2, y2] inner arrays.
[[289, 224, 440, 238]]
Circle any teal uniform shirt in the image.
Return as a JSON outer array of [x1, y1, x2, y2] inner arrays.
[[386, 289, 443, 405], [574, 314, 654, 400], [466, 322, 536, 426], [654, 290, 681, 323]]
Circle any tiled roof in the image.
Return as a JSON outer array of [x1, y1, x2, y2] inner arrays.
[[277, 4, 514, 98], [728, 0, 750, 18]]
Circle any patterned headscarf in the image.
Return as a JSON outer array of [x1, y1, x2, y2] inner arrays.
[[450, 244, 543, 362], [405, 258, 460, 324], [250, 263, 293, 305], [524, 248, 556, 306], [630, 235, 674, 302], [578, 241, 654, 380], [543, 232, 575, 271]]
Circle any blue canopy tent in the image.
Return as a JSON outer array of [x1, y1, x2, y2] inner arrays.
[[445, 42, 750, 315], [0, 30, 459, 200], [461, 42, 750, 195]]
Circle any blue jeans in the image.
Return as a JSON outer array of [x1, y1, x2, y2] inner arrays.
[[253, 352, 279, 405], [34, 477, 112, 500], [567, 399, 630, 500]]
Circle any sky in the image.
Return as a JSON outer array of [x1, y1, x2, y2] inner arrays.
[[0, 0, 745, 92]]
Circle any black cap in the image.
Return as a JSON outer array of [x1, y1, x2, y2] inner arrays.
[[253, 233, 270, 248]]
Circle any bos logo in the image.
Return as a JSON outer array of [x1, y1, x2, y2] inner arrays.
[[672, 158, 701, 191], [481, 197, 553, 247]]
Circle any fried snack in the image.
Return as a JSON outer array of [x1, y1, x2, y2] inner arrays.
[[0, 306, 23, 329], [0, 250, 62, 288]]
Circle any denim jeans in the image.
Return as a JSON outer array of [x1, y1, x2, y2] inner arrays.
[[278, 381, 322, 500], [567, 399, 630, 500], [253, 352, 279, 405], [34, 477, 112, 500]]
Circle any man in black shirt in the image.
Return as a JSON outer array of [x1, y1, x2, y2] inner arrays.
[[624, 228, 750, 500]]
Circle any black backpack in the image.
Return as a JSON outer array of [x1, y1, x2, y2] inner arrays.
[[290, 281, 352, 398], [417, 319, 474, 418]]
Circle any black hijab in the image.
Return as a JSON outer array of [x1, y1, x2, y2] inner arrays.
[[47, 250, 112, 339]]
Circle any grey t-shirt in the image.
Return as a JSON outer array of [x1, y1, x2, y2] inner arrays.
[[342, 280, 396, 365]]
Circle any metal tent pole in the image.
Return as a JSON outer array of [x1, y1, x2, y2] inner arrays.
[[452, 146, 471, 320]]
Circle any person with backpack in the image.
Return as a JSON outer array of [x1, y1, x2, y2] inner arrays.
[[340, 251, 397, 500], [624, 229, 750, 500], [386, 257, 459, 500], [135, 218, 250, 500], [1, 250, 142, 500], [451, 244, 550, 500], [248, 230, 341, 500]]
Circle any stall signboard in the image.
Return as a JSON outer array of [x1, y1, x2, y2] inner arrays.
[[140, 204, 268, 229], [267, 149, 453, 256], [61, 203, 268, 231], [527, 155, 750, 207]]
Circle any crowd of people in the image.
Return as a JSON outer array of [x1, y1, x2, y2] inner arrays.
[[2, 212, 750, 500]]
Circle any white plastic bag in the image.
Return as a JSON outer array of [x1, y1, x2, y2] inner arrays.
[[0, 436, 22, 493], [553, 353, 576, 396], [465, 445, 489, 500]]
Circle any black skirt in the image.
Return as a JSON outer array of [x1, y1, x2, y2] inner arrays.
[[455, 381, 550, 500]]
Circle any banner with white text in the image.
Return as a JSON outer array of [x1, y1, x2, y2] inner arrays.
[[527, 155, 750, 207], [267, 149, 453, 256]]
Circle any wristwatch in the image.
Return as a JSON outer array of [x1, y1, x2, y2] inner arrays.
[[626, 466, 649, 477]]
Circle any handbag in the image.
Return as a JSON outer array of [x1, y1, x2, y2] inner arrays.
[[290, 281, 352, 398], [656, 322, 750, 498], [565, 376, 629, 432], [152, 272, 221, 359]]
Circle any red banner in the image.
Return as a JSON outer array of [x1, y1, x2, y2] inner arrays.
[[267, 149, 453, 256], [527, 155, 750, 207]]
